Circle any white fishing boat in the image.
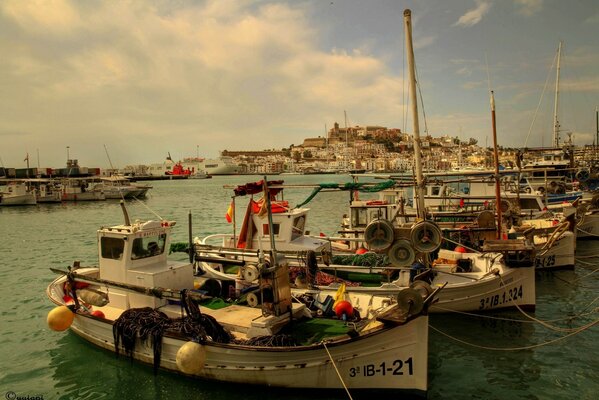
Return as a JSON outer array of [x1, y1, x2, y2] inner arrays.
[[0, 181, 37, 206], [46, 201, 433, 396], [28, 178, 62, 203], [575, 194, 599, 239], [91, 176, 152, 199], [59, 178, 106, 201]]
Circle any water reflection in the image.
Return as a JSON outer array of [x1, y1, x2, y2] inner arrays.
[[429, 313, 540, 399]]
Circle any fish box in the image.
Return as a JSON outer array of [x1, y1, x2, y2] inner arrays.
[[437, 248, 463, 261], [126, 261, 194, 308]]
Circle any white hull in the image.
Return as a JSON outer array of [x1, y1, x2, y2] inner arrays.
[[316, 257, 535, 313], [67, 312, 427, 392], [577, 212, 599, 239], [0, 193, 36, 205], [534, 230, 576, 269], [47, 274, 429, 394], [61, 191, 106, 201]]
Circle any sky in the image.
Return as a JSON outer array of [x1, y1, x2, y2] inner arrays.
[[1, 0, 598, 169]]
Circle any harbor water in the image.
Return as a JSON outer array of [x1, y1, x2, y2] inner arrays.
[[0, 174, 597, 399]]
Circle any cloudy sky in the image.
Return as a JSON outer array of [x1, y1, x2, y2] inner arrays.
[[1, 0, 598, 168]]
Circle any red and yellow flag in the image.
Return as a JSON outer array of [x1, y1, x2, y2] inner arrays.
[[225, 200, 234, 223]]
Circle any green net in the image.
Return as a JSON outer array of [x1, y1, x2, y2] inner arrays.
[[295, 180, 396, 208]]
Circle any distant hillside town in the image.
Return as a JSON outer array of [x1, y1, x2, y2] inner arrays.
[[1, 122, 593, 179], [219, 122, 568, 174]]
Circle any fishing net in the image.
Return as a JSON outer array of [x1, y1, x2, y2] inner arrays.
[[331, 252, 390, 268], [295, 180, 396, 208], [112, 291, 231, 374]]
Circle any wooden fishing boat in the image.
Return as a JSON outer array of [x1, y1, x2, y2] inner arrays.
[[46, 202, 433, 396]]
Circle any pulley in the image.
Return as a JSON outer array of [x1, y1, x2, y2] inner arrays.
[[410, 221, 442, 253], [364, 218, 395, 252], [387, 239, 416, 267], [396, 288, 424, 316], [241, 264, 259, 282]]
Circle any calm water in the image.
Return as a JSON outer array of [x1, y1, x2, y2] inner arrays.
[[0, 175, 597, 399]]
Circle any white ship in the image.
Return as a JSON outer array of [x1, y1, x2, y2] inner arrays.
[[182, 155, 241, 175]]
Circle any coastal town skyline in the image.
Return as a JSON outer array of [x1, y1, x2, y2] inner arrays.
[[1, 0, 598, 168]]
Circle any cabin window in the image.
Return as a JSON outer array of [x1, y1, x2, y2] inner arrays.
[[262, 224, 280, 236], [519, 198, 541, 211], [131, 233, 167, 260], [351, 208, 368, 227], [291, 216, 306, 240], [431, 186, 441, 196], [101, 237, 125, 260], [382, 194, 396, 203]]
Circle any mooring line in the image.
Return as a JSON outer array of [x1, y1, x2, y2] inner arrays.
[[323, 342, 353, 400], [430, 318, 599, 351]]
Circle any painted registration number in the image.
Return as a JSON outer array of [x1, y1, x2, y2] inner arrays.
[[479, 285, 523, 310], [349, 358, 413, 378]]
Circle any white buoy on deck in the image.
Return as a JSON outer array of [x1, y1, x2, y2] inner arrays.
[[176, 341, 206, 375]]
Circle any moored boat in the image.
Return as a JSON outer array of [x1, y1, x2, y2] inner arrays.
[[0, 181, 37, 206], [91, 176, 152, 199], [46, 201, 434, 395]]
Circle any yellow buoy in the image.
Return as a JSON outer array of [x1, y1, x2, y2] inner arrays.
[[47, 305, 75, 332], [176, 341, 206, 375]]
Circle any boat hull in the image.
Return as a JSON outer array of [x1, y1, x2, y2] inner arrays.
[[319, 262, 535, 313], [0, 193, 36, 205], [577, 212, 599, 239], [66, 313, 428, 393], [47, 273, 429, 394]]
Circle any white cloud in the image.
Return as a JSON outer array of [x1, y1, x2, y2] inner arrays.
[[513, 0, 543, 17], [0, 0, 408, 166], [454, 0, 492, 27]]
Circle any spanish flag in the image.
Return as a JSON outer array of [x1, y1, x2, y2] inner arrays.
[[225, 200, 234, 223]]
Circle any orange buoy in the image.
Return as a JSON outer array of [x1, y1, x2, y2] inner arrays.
[[47, 306, 75, 331], [334, 300, 354, 320], [454, 246, 467, 253], [355, 247, 368, 255], [91, 310, 105, 319]]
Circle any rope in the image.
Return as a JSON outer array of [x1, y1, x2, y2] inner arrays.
[[430, 319, 599, 351], [322, 342, 353, 400], [499, 275, 593, 333], [575, 253, 599, 259], [430, 304, 598, 324], [576, 226, 599, 237]]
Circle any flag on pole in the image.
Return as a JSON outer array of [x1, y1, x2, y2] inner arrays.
[[24, 153, 29, 162], [225, 200, 234, 223]]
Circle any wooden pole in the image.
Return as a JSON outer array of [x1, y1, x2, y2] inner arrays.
[[404, 9, 425, 220], [490, 91, 502, 239]]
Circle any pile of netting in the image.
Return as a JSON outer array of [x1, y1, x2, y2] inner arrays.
[[112, 290, 230, 373], [169, 242, 190, 254], [331, 252, 389, 268]]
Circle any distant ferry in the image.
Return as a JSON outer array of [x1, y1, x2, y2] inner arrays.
[[182, 156, 241, 175]]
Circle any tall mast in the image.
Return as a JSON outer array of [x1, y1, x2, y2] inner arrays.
[[490, 91, 502, 239], [404, 9, 425, 219], [552, 41, 562, 147], [344, 110, 349, 170]]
